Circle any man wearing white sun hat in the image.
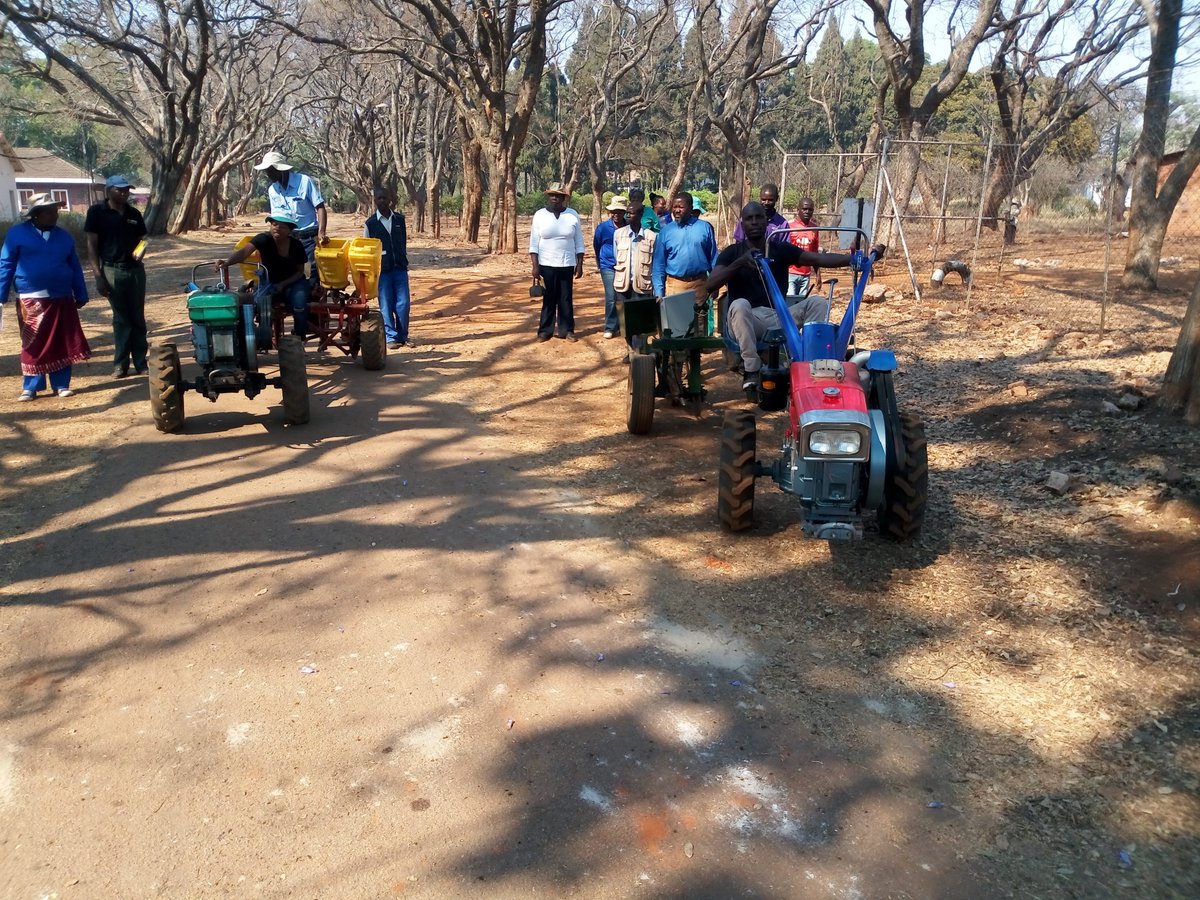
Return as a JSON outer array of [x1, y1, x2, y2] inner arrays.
[[253, 150, 328, 264]]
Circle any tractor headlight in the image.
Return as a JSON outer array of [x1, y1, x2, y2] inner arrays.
[[809, 429, 863, 455]]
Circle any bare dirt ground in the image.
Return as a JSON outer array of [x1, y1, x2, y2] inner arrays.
[[1, 212, 1197, 898]]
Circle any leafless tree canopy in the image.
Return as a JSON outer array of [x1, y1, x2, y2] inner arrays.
[[0, 0, 302, 233]]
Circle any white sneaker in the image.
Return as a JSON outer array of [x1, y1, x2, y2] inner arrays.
[[57, 388, 75, 398], [17, 391, 35, 402], [603, 331, 615, 339]]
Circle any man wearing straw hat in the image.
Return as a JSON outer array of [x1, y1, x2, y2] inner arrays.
[[0, 193, 91, 400], [254, 151, 328, 264], [529, 183, 584, 342]]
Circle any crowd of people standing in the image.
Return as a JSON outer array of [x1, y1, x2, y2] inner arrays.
[[3, 165, 840, 402]]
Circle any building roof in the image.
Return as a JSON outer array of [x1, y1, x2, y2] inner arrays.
[[11, 147, 100, 183]]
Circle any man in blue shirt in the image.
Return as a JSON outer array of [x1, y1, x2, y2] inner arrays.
[[593, 196, 626, 339], [732, 183, 788, 242], [651, 192, 718, 303], [254, 151, 328, 264]]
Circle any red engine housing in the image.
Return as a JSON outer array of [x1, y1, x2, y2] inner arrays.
[[787, 359, 867, 435]]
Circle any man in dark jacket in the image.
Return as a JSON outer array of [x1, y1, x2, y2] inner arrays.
[[363, 187, 411, 349], [85, 175, 148, 377]]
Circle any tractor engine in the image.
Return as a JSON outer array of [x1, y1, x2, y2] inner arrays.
[[187, 289, 250, 368], [772, 358, 873, 540]]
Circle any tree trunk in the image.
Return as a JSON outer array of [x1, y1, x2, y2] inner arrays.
[[460, 132, 483, 244], [484, 143, 506, 254], [1161, 274, 1200, 424], [882, 124, 924, 248], [143, 156, 188, 235], [1124, 214, 1172, 289], [1123, 0, 1186, 290]]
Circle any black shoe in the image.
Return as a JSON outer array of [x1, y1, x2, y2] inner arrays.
[[134, 364, 147, 376], [113, 365, 129, 378], [742, 372, 760, 395], [536, 333, 551, 343], [564, 333, 578, 342]]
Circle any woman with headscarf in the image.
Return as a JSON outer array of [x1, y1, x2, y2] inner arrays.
[[0, 193, 91, 400]]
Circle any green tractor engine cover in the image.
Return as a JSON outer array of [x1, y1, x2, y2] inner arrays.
[[187, 290, 240, 325]]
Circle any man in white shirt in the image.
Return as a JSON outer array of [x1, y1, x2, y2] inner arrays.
[[528, 183, 585, 342], [363, 187, 412, 349]]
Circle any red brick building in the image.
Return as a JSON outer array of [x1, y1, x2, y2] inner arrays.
[[11, 147, 105, 214], [1160, 150, 1200, 237]]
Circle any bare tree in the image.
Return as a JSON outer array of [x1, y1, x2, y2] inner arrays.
[[704, 0, 827, 235], [1162, 274, 1200, 424], [281, 0, 563, 252], [1122, 0, 1200, 289], [0, 0, 299, 234], [551, 0, 674, 224], [861, 0, 1012, 243], [981, 0, 1147, 226]]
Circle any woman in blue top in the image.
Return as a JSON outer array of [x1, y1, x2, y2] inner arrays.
[[593, 196, 627, 339], [0, 193, 91, 401]]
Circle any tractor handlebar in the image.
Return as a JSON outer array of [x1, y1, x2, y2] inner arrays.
[[191, 261, 228, 293]]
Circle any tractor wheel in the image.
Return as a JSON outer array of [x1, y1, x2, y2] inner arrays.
[[277, 335, 310, 425], [147, 343, 185, 433], [359, 311, 387, 371], [626, 353, 656, 435], [878, 410, 928, 541], [718, 410, 756, 532]]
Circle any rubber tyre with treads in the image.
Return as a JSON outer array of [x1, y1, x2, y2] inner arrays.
[[718, 410, 756, 532], [277, 335, 310, 425], [148, 343, 185, 433], [877, 410, 928, 541]]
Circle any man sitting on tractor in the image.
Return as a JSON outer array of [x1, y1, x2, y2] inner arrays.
[[217, 213, 311, 344], [707, 201, 882, 393]]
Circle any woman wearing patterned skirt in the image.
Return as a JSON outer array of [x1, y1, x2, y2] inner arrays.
[[0, 193, 91, 400]]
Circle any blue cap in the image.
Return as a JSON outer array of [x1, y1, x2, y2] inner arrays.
[[105, 175, 132, 189]]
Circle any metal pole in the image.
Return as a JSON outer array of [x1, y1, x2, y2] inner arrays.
[[880, 166, 921, 303], [872, 138, 889, 247], [833, 152, 844, 219], [1101, 122, 1121, 334], [965, 129, 994, 309], [781, 152, 789, 215], [933, 143, 952, 261]]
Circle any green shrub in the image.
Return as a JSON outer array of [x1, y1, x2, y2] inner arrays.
[[1051, 195, 1098, 219], [517, 192, 596, 216], [245, 196, 268, 214], [440, 194, 463, 216]]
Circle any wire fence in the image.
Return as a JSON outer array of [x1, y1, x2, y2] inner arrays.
[[776, 140, 1198, 337]]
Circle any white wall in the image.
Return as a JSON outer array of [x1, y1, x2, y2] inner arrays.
[[0, 155, 17, 220]]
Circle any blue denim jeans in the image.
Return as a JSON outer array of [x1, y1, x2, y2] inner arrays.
[[377, 269, 411, 344], [788, 273, 813, 298], [257, 279, 312, 339], [600, 267, 619, 334]]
